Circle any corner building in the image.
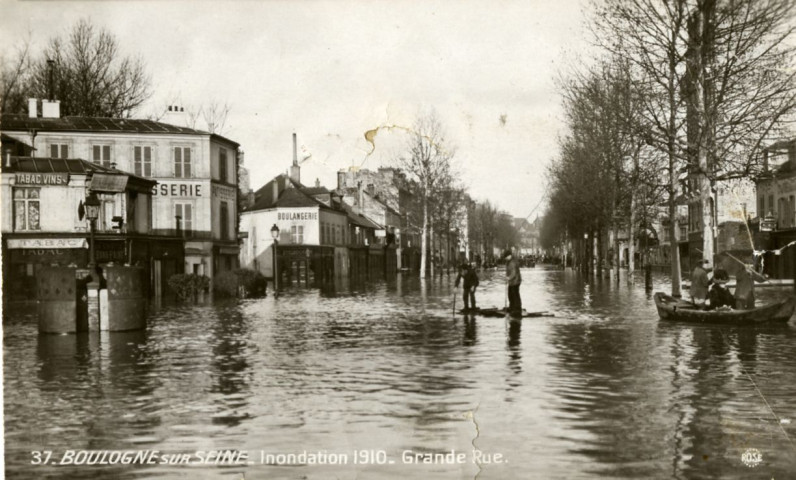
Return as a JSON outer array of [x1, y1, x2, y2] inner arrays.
[[1, 101, 241, 284]]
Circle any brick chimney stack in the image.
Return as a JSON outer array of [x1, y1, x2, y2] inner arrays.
[[290, 133, 301, 184]]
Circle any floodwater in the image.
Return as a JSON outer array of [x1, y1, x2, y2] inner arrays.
[[4, 267, 796, 479]]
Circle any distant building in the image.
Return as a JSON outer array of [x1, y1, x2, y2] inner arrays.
[[239, 135, 381, 284]]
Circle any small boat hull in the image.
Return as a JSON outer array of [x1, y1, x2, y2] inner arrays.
[[459, 307, 552, 318], [654, 292, 796, 324]]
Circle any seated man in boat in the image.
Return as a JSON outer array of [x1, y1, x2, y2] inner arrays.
[[707, 268, 734, 310], [455, 262, 480, 312]]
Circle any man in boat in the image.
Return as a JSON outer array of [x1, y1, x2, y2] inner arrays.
[[455, 262, 480, 312], [691, 259, 711, 308], [734, 265, 756, 309], [504, 248, 522, 317], [707, 268, 734, 310]]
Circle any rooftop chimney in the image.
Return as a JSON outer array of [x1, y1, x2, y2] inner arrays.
[[42, 100, 60, 118], [315, 178, 321, 188], [47, 59, 55, 100], [289, 133, 301, 184], [162, 105, 189, 128], [28, 98, 38, 118], [293, 133, 298, 165]]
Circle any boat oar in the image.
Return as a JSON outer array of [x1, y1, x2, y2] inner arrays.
[[697, 248, 769, 283], [723, 251, 768, 283], [452, 286, 457, 317]]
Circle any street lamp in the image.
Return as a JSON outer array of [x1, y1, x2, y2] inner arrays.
[[271, 224, 280, 297], [84, 192, 101, 269]]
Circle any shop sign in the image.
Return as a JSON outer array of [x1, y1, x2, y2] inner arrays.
[[7, 238, 87, 249], [94, 241, 126, 263], [152, 182, 204, 197], [15, 172, 69, 185], [278, 211, 318, 221], [212, 184, 236, 201]]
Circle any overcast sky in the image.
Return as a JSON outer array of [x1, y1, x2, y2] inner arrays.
[[2, 0, 593, 218]]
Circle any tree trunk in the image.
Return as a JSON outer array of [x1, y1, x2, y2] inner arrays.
[[629, 186, 637, 282], [669, 157, 682, 297], [421, 193, 428, 279]]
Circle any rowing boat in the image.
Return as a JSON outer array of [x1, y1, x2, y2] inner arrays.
[[654, 292, 796, 324]]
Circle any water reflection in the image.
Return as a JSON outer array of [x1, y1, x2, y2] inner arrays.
[[4, 269, 796, 479], [209, 304, 252, 427], [462, 314, 477, 346], [506, 318, 522, 376]]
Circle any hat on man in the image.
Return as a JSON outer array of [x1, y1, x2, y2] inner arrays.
[[713, 268, 730, 283], [502, 249, 512, 259]]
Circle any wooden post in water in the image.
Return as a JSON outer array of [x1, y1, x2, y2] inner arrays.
[[792, 248, 796, 295]]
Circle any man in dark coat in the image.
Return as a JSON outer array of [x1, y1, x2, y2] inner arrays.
[[455, 262, 480, 311], [707, 268, 734, 310]]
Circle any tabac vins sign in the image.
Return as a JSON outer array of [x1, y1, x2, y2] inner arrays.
[[15, 173, 69, 185]]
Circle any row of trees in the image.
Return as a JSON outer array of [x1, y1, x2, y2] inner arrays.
[[542, 0, 796, 294], [396, 112, 522, 278]]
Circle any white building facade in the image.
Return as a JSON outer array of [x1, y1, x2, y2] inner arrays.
[[2, 101, 241, 282]]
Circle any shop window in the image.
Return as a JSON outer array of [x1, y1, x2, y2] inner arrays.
[[13, 188, 40, 231], [134, 146, 152, 176], [92, 144, 112, 167], [174, 147, 192, 178], [219, 148, 228, 183], [291, 225, 304, 244], [50, 144, 68, 158], [175, 202, 193, 234]]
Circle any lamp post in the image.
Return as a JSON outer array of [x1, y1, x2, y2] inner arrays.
[[271, 224, 280, 297], [84, 192, 101, 269]]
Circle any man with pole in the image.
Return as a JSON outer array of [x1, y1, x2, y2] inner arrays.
[[504, 247, 522, 317]]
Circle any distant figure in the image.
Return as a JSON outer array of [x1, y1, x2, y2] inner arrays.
[[455, 262, 480, 311], [691, 259, 711, 308], [504, 248, 522, 317], [707, 268, 734, 310], [734, 265, 756, 309]]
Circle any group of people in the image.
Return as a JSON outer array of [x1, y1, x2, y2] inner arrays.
[[455, 248, 523, 317], [690, 258, 756, 310]]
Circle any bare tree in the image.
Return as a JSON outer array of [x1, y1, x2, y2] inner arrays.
[[396, 112, 456, 278], [0, 37, 33, 114], [595, 0, 796, 295], [23, 18, 151, 117]]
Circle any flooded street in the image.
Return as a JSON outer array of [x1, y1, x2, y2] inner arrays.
[[4, 266, 796, 479]]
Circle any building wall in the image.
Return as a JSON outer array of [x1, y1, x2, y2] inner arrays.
[[7, 128, 241, 279], [757, 175, 796, 228], [0, 173, 126, 234], [319, 209, 349, 246], [151, 179, 213, 235]]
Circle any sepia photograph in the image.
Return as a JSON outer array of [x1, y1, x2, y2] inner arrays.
[[2, 0, 796, 478]]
